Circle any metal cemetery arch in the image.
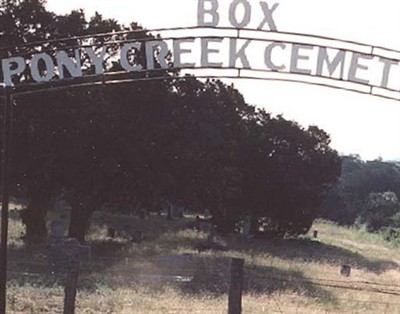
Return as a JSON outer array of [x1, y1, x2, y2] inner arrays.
[[4, 26, 400, 101], [1, 23, 400, 312]]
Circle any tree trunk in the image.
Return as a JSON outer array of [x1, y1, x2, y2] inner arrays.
[[68, 204, 93, 243], [21, 191, 49, 243], [213, 208, 235, 235]]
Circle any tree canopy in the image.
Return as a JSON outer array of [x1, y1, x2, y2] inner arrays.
[[320, 155, 400, 226], [1, 0, 341, 242]]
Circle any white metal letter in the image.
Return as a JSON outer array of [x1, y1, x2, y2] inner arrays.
[[316, 48, 346, 79], [264, 43, 286, 71], [348, 53, 373, 85], [258, 2, 279, 31], [84, 47, 107, 74], [56, 49, 82, 79], [201, 38, 223, 67], [146, 40, 169, 70], [2, 57, 26, 86], [173, 39, 196, 68], [31, 53, 55, 83], [229, 39, 251, 68], [379, 57, 398, 88], [229, 0, 252, 28], [290, 44, 313, 75], [120, 43, 143, 72], [198, 0, 220, 27]]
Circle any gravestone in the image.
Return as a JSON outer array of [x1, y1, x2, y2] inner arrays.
[[122, 224, 143, 243], [154, 254, 193, 276], [207, 225, 217, 242], [51, 220, 65, 238], [139, 208, 147, 220], [176, 207, 184, 218], [107, 227, 116, 238], [340, 265, 351, 277], [47, 237, 91, 274], [131, 230, 143, 243], [243, 216, 252, 236]]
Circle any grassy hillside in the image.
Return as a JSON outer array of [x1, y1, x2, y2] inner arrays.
[[7, 210, 400, 313]]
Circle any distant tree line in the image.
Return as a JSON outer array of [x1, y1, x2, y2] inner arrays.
[[320, 155, 400, 237], [1, 0, 341, 242]]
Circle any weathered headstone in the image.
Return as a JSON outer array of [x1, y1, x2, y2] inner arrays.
[[207, 225, 217, 242], [176, 207, 184, 218], [73, 244, 91, 263], [243, 216, 252, 236], [47, 237, 91, 273], [195, 216, 213, 232], [107, 227, 116, 238], [122, 224, 143, 243], [131, 230, 143, 243], [340, 265, 351, 277], [139, 208, 147, 220], [50, 220, 66, 242], [154, 254, 193, 276]]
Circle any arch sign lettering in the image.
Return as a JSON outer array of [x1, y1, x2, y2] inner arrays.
[[0, 1, 397, 311], [2, 0, 400, 100]]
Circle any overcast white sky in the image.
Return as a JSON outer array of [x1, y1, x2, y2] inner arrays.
[[46, 0, 400, 161]]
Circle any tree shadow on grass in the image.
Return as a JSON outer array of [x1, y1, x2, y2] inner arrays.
[[6, 239, 336, 308], [227, 237, 399, 275], [6, 215, 196, 289], [178, 255, 335, 304]]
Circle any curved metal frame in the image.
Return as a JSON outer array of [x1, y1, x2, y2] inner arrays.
[[2, 26, 399, 101], [1, 23, 399, 313]]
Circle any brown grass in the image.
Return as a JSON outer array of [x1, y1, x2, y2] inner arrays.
[[6, 209, 400, 313]]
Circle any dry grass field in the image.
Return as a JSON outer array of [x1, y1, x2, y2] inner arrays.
[[6, 208, 400, 313]]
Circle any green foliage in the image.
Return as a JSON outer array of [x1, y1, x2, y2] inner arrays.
[[357, 191, 400, 232], [232, 113, 341, 236], [381, 227, 400, 246], [320, 156, 400, 226], [2, 0, 341, 241]]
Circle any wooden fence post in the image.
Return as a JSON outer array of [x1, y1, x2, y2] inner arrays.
[[228, 258, 244, 314], [63, 261, 80, 314], [53, 239, 90, 314]]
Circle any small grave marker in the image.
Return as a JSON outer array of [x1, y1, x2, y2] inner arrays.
[[48, 238, 91, 272], [122, 225, 143, 243], [243, 216, 252, 236], [107, 227, 116, 238], [207, 225, 217, 242], [139, 208, 147, 220], [340, 265, 351, 277], [176, 207, 184, 218], [50, 220, 65, 239]]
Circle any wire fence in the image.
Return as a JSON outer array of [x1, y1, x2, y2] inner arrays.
[[6, 254, 400, 313]]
